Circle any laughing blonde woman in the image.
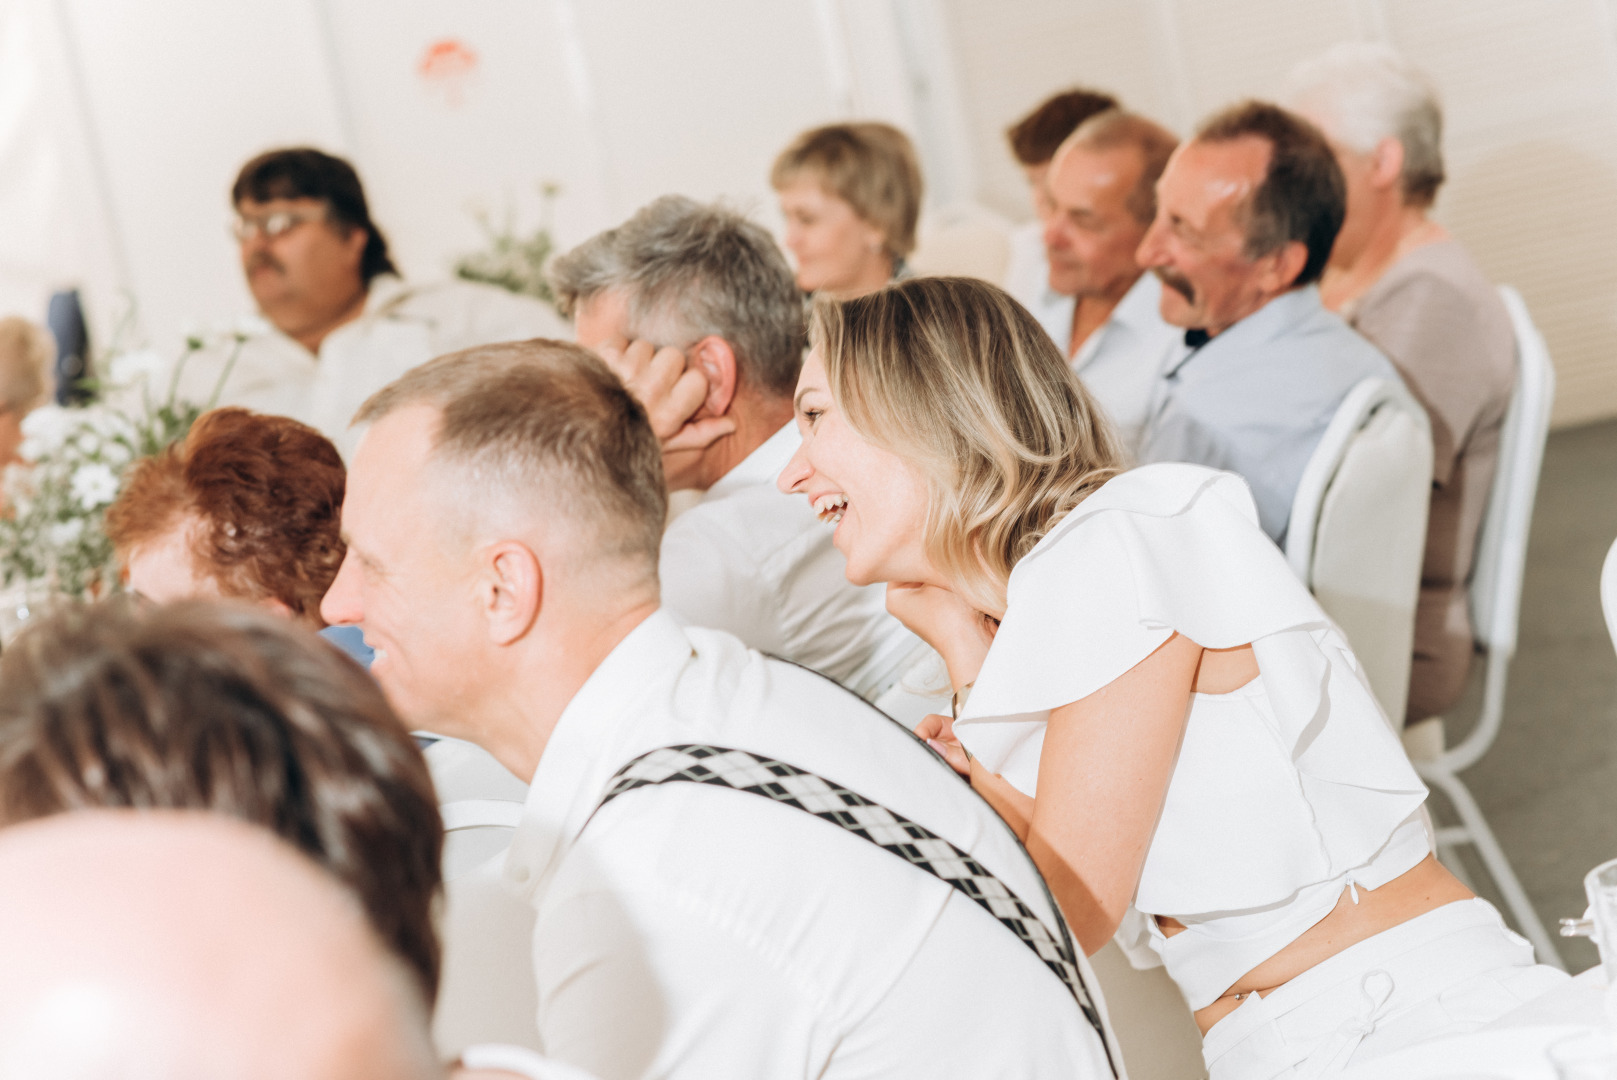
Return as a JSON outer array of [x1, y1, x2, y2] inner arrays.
[[776, 275, 1563, 1080]]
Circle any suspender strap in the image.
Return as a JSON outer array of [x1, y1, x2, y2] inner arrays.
[[591, 743, 1117, 1076]]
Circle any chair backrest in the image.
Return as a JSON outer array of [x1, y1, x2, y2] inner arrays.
[[1470, 286, 1557, 658], [1602, 535, 1617, 659], [1286, 377, 1433, 727]]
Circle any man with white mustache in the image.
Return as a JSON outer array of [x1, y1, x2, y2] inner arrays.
[[170, 148, 564, 459], [1135, 102, 1401, 545]]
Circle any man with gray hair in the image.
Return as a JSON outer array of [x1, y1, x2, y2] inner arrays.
[[1286, 44, 1516, 724], [549, 196, 933, 712], [321, 341, 1121, 1080]]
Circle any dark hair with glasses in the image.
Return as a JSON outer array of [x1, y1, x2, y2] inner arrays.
[[0, 599, 443, 1004], [232, 147, 398, 284]]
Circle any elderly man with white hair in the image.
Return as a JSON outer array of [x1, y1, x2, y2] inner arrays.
[[1285, 43, 1517, 725]]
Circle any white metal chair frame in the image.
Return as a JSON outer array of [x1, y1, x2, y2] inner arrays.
[[1602, 536, 1617, 658], [1411, 285, 1561, 968], [1286, 375, 1432, 729]]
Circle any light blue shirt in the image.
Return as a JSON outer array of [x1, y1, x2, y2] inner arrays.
[[1138, 286, 1401, 545]]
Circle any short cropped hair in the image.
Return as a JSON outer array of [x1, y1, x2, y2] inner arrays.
[[1195, 101, 1346, 288], [549, 196, 805, 398], [771, 123, 924, 259], [355, 341, 667, 576], [811, 277, 1122, 614], [1006, 88, 1121, 166], [1284, 42, 1446, 208], [233, 148, 398, 284], [1063, 110, 1180, 225], [0, 317, 54, 414], [105, 408, 346, 624], [0, 599, 444, 1005]]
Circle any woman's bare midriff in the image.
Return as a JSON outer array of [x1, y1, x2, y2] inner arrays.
[[1160, 856, 1474, 1034]]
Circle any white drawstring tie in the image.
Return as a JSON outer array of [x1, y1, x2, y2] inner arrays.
[[1294, 969, 1395, 1078]]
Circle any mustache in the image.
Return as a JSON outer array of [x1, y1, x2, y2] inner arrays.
[[246, 251, 285, 275], [1152, 267, 1195, 302]]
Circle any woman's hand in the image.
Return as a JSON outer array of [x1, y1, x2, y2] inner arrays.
[[914, 713, 970, 776], [885, 582, 997, 690]]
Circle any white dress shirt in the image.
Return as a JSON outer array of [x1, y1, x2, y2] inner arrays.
[[501, 610, 1119, 1080], [1070, 273, 1182, 456], [659, 422, 929, 703], [172, 275, 567, 457], [1002, 220, 1075, 351]]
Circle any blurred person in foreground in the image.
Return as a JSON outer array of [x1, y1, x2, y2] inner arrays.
[[0, 600, 442, 1005], [1286, 43, 1516, 725], [0, 316, 55, 467], [104, 405, 371, 665], [173, 148, 565, 458], [0, 812, 439, 1080], [321, 341, 1121, 1080], [1135, 101, 1401, 544], [1036, 110, 1182, 452], [771, 123, 923, 298], [551, 197, 935, 715], [1001, 87, 1121, 346]]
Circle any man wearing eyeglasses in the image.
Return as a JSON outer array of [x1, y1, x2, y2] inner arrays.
[[174, 148, 565, 458]]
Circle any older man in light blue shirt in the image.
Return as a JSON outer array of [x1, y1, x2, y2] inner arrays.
[[1137, 101, 1401, 544]]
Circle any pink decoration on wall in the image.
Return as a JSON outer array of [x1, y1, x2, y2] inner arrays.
[[418, 38, 479, 108]]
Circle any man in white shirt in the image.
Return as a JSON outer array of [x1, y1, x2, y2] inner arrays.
[[1029, 111, 1183, 453], [549, 196, 930, 707], [1002, 87, 1119, 347], [174, 148, 564, 457], [320, 341, 1120, 1080]]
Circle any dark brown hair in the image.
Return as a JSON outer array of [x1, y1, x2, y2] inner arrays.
[[105, 408, 347, 624], [0, 599, 444, 1004], [1005, 88, 1121, 166], [1195, 100, 1346, 287], [233, 148, 397, 284]]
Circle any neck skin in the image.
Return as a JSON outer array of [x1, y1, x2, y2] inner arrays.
[[1068, 268, 1144, 358], [674, 389, 795, 492], [285, 285, 369, 355], [824, 254, 895, 301], [1320, 202, 1446, 312], [477, 591, 660, 782]]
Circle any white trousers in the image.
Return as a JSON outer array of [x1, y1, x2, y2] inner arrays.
[[1202, 899, 1568, 1080]]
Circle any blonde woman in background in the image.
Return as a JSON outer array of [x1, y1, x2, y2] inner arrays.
[[777, 276, 1564, 1080], [0, 317, 54, 467], [770, 122, 923, 298]]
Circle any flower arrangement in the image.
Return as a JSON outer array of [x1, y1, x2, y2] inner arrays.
[[453, 181, 562, 309], [0, 323, 255, 603]]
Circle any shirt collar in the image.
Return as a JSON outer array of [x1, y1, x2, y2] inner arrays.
[[1162, 285, 1323, 381], [501, 609, 695, 902], [702, 421, 799, 502], [1071, 273, 1163, 371]]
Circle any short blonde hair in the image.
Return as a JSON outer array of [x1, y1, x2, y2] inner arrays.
[[811, 277, 1123, 612], [771, 123, 924, 259], [0, 317, 54, 414]]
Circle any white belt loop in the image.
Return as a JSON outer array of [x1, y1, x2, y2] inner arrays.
[[1294, 969, 1395, 1079]]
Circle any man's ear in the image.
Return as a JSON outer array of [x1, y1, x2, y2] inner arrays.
[[1369, 136, 1406, 191], [687, 336, 739, 417], [1262, 240, 1311, 293], [480, 541, 543, 646]]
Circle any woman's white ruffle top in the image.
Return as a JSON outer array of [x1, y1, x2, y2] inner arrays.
[[955, 464, 1430, 1008]]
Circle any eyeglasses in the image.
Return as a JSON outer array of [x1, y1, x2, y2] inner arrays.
[[230, 209, 326, 242]]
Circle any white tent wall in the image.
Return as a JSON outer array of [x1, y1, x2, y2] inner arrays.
[[4, 0, 1617, 426]]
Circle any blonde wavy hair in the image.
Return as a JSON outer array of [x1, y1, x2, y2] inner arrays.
[[811, 276, 1123, 613]]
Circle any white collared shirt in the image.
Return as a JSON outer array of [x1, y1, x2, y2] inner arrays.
[[658, 422, 927, 702], [171, 275, 567, 458], [1070, 273, 1182, 456], [502, 611, 1117, 1080]]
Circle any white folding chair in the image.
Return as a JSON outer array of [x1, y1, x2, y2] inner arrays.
[[1404, 285, 1561, 968], [1286, 376, 1434, 729], [1602, 535, 1617, 658]]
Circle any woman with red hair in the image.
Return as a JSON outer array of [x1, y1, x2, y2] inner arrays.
[[104, 406, 369, 663]]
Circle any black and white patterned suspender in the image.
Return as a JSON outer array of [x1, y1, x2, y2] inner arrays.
[[588, 744, 1118, 1077]]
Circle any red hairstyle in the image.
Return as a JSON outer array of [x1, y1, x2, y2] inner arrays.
[[104, 408, 346, 623]]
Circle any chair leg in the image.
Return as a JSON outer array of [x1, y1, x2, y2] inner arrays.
[[1420, 764, 1566, 970]]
